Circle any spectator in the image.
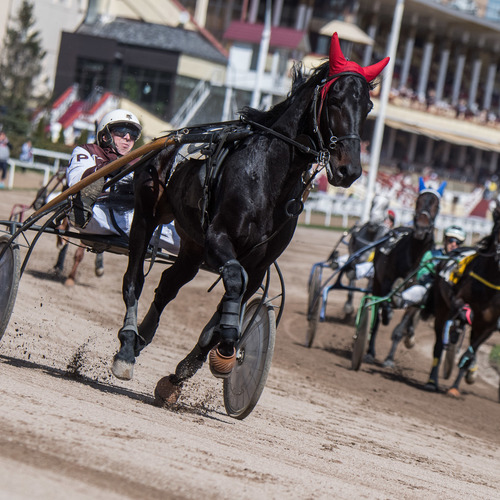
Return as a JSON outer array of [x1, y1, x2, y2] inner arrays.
[[20, 139, 33, 163], [0, 130, 13, 188]]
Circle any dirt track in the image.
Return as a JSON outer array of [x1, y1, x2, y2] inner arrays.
[[1, 187, 499, 499]]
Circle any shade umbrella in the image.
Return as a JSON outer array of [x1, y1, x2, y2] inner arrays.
[[319, 20, 374, 46]]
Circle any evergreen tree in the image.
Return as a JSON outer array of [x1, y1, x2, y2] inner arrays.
[[0, 1, 46, 136]]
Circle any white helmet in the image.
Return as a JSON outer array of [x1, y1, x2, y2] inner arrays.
[[444, 225, 466, 243], [96, 109, 142, 148]]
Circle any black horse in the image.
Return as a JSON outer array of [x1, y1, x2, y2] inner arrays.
[[110, 33, 389, 399], [427, 202, 500, 397], [364, 180, 444, 363]]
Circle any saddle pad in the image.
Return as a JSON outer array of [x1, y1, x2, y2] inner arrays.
[[439, 250, 477, 284]]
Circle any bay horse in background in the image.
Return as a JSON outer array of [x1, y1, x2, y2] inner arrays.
[[110, 33, 390, 400], [364, 179, 445, 364], [33, 168, 104, 286], [427, 201, 500, 398], [342, 194, 392, 317], [52, 220, 104, 286]]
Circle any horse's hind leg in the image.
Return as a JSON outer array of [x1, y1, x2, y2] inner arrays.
[[343, 285, 355, 317], [64, 246, 84, 287], [155, 269, 263, 406], [207, 259, 248, 378], [383, 307, 416, 368], [94, 252, 104, 277], [155, 310, 222, 404]]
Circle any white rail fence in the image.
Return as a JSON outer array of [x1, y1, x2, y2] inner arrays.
[[303, 192, 492, 245], [4, 148, 71, 189]]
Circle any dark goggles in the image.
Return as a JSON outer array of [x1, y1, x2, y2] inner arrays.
[[445, 237, 461, 245], [109, 125, 140, 141]]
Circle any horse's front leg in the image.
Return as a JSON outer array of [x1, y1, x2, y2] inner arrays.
[[111, 214, 157, 380]]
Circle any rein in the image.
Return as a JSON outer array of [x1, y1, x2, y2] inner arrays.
[[469, 271, 500, 290]]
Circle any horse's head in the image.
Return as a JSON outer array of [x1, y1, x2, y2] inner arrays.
[[413, 178, 445, 240], [317, 33, 389, 188]]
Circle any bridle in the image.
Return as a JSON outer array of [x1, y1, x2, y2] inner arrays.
[[311, 71, 366, 171], [413, 190, 439, 236]]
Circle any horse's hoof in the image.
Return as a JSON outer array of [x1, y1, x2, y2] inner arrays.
[[447, 387, 461, 398], [111, 358, 134, 380], [383, 358, 395, 369], [154, 375, 182, 406], [343, 303, 354, 316], [423, 381, 438, 392], [466, 365, 478, 385], [64, 277, 75, 287], [363, 353, 375, 364], [382, 313, 392, 326], [404, 334, 415, 349], [209, 345, 236, 379], [95, 266, 104, 277]]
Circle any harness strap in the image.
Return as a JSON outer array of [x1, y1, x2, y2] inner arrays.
[[240, 116, 320, 157], [469, 271, 500, 290]]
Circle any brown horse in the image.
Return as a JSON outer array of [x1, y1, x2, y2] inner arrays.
[[427, 202, 500, 397]]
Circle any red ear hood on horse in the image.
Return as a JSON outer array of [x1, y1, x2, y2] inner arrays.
[[321, 32, 390, 99]]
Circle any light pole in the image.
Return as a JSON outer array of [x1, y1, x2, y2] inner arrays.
[[251, 0, 272, 109], [361, 0, 405, 222]]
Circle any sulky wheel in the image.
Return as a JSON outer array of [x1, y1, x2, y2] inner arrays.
[[223, 298, 276, 420], [351, 301, 371, 371], [305, 289, 322, 348], [307, 265, 322, 319], [0, 235, 21, 340]]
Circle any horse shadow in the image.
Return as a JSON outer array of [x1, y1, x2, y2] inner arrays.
[[0, 353, 230, 422], [367, 365, 434, 392], [25, 269, 96, 289]]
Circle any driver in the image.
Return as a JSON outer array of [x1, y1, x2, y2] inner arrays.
[[397, 225, 467, 306], [66, 109, 179, 252]]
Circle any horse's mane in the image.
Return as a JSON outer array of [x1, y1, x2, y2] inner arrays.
[[239, 61, 329, 127], [240, 59, 379, 127], [476, 217, 500, 251]]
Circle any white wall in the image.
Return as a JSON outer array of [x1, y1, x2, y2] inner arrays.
[[0, 0, 88, 96]]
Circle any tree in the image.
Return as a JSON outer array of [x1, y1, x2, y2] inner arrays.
[[0, 1, 46, 136]]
